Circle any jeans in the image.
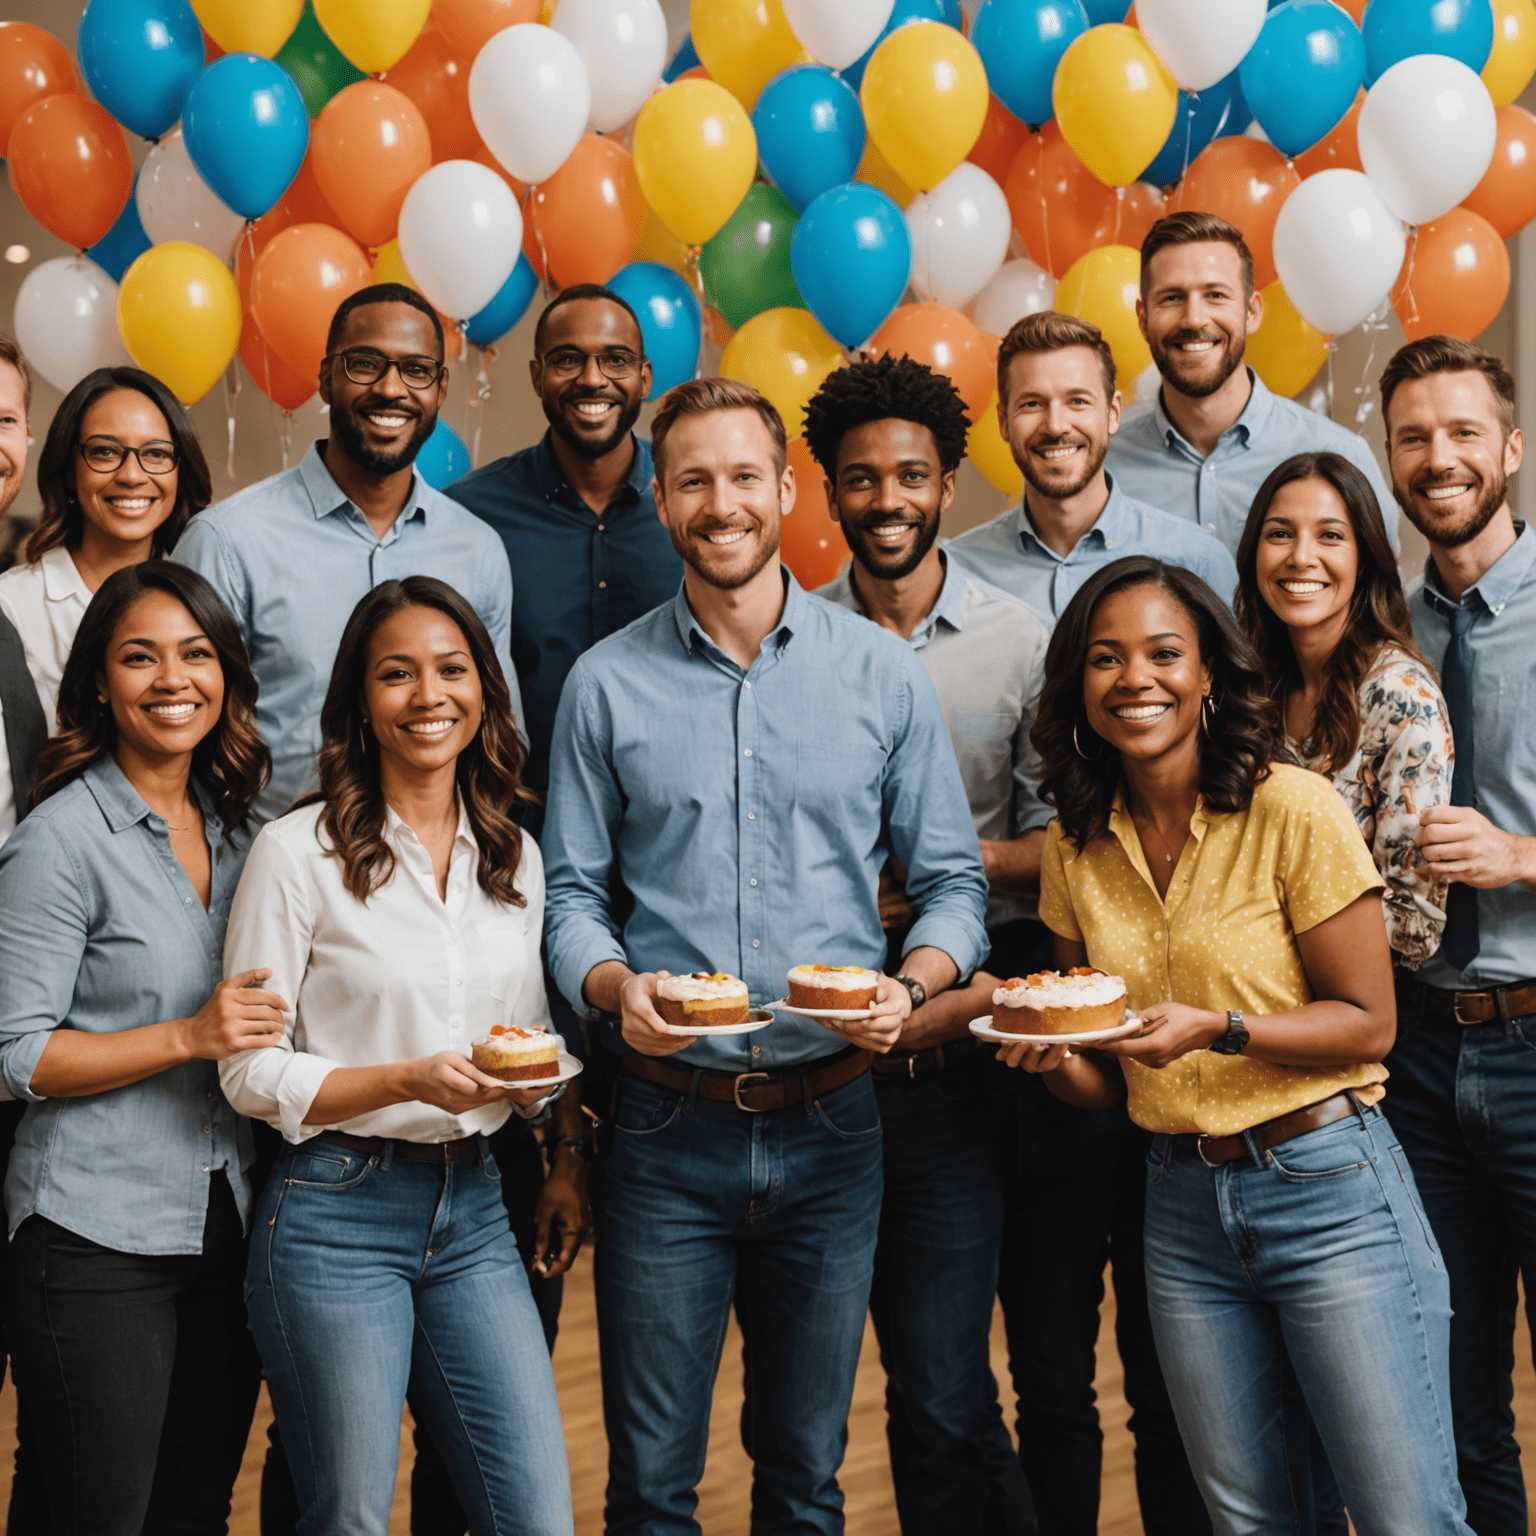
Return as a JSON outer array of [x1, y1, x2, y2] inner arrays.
[[8, 1170, 262, 1536], [246, 1136, 573, 1536], [594, 1065, 884, 1535], [1143, 1105, 1472, 1536], [1382, 978, 1536, 1536]]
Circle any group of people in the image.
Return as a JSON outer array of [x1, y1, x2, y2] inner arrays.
[[0, 205, 1527, 1536]]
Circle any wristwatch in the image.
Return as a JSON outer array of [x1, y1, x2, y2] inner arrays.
[[893, 974, 928, 1011], [1208, 1009, 1250, 1055]]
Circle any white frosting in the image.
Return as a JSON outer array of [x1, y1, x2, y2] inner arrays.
[[658, 973, 748, 1002], [993, 973, 1126, 1009], [788, 965, 878, 992], [472, 1027, 557, 1058]]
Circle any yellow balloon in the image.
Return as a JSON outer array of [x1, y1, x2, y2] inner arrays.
[[690, 0, 802, 109], [1483, 0, 1536, 106], [190, 0, 303, 56], [632, 209, 693, 278], [117, 242, 242, 405], [861, 21, 989, 192], [313, 0, 430, 74], [856, 135, 917, 209], [1053, 24, 1178, 188], [1056, 244, 1149, 394], [968, 389, 1023, 497], [1246, 280, 1329, 399], [372, 238, 419, 291], [719, 307, 845, 437], [633, 79, 758, 247]]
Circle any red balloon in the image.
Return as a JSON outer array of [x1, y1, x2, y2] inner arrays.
[[380, 24, 481, 164], [1463, 103, 1536, 240], [525, 134, 648, 288], [7, 95, 131, 250], [0, 21, 78, 155], [870, 303, 994, 417], [1172, 136, 1298, 289], [968, 94, 1031, 186], [780, 437, 850, 589], [1392, 207, 1511, 342]]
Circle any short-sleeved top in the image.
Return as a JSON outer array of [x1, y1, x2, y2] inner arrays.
[[1039, 762, 1387, 1135]]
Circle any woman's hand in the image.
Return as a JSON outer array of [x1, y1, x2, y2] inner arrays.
[[406, 1051, 533, 1115], [994, 1038, 1075, 1073], [826, 973, 908, 1055], [1099, 1003, 1226, 1068], [180, 969, 289, 1062]]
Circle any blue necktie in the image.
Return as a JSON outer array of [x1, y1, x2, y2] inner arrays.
[[1440, 603, 1480, 971]]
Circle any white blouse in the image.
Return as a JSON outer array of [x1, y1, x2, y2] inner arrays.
[[220, 800, 553, 1144], [0, 546, 94, 728]]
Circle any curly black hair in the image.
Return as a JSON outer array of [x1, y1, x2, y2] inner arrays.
[[802, 354, 971, 478]]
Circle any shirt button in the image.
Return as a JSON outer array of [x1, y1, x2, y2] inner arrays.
[[203, 1126, 210, 1135], [1207, 522, 1217, 532], [202, 1165, 209, 1173], [597, 524, 605, 532], [744, 681, 751, 689], [184, 897, 192, 905], [598, 581, 607, 589], [752, 1045, 762, 1056], [747, 812, 756, 820], [1104, 539, 1114, 550], [448, 935, 456, 944], [744, 749, 752, 758], [452, 1021, 460, 1030], [752, 939, 760, 949], [454, 978, 462, 987], [750, 878, 758, 887]]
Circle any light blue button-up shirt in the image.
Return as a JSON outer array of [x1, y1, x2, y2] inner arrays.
[[0, 757, 254, 1254], [542, 573, 990, 1071], [174, 442, 519, 822], [1106, 368, 1399, 556], [1411, 522, 1536, 992], [946, 471, 1240, 619]]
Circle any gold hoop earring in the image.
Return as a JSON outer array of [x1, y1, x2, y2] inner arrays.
[[1073, 720, 1101, 761], [1201, 694, 1215, 734]]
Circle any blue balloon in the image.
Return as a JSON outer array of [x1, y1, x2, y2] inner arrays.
[[607, 262, 703, 397], [663, 33, 701, 82], [78, 0, 204, 141], [1082, 0, 1129, 17], [416, 419, 471, 490], [844, 0, 956, 91], [1361, 0, 1494, 83], [1241, 3, 1364, 158], [790, 182, 912, 349], [753, 66, 865, 213], [1140, 71, 1251, 188], [464, 255, 539, 348], [972, 0, 1089, 129], [182, 54, 309, 220], [87, 174, 152, 281]]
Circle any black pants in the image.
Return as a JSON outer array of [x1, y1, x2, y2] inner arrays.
[[0, 1099, 47, 1534], [9, 1169, 262, 1536]]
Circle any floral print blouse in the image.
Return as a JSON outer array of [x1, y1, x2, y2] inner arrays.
[[1289, 647, 1453, 969]]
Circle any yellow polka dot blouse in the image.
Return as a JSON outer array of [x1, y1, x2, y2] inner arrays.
[[1039, 762, 1388, 1137]]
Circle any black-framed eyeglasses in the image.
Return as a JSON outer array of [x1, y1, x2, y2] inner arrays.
[[540, 347, 643, 380], [327, 350, 446, 390], [78, 438, 179, 475]]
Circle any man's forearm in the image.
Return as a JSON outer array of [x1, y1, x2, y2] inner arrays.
[[980, 828, 1046, 897], [897, 944, 959, 997], [582, 959, 636, 1017]]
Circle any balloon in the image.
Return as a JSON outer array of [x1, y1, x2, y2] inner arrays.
[[464, 254, 538, 346], [379, 26, 478, 162], [1053, 24, 1179, 186], [968, 94, 1033, 184], [7, 96, 132, 251], [191, 0, 303, 55], [1392, 206, 1510, 340], [1141, 71, 1250, 188], [699, 182, 804, 330], [136, 128, 245, 259], [633, 208, 693, 277], [1483, 0, 1536, 103], [753, 66, 867, 213], [78, 0, 204, 142], [1357, 54, 1497, 225], [607, 261, 703, 395], [470, 24, 590, 185], [791, 182, 913, 348], [1055, 244, 1149, 392], [552, 0, 668, 134], [1272, 168, 1406, 332], [968, 389, 1023, 495], [1083, 0, 1131, 15], [432, 0, 540, 58], [781, 0, 896, 70], [1464, 102, 1536, 235], [397, 159, 521, 319], [312, 82, 432, 249], [870, 303, 994, 414], [719, 307, 845, 436], [690, 0, 802, 109], [275, 2, 365, 118], [857, 132, 918, 207], [415, 418, 470, 488], [972, 0, 1089, 128], [862, 21, 990, 192], [87, 179, 153, 282], [313, 0, 430, 73], [250, 222, 372, 377], [240, 314, 315, 408], [1239, 2, 1365, 158], [1245, 279, 1328, 396], [780, 436, 851, 586], [13, 256, 131, 394], [973, 256, 1057, 337], [0, 22, 80, 156], [845, 0, 953, 91], [1136, 0, 1265, 90], [181, 54, 310, 222], [1293, 90, 1365, 176], [524, 134, 647, 287], [1362, 0, 1495, 83], [906, 161, 1011, 309], [632, 79, 758, 245], [117, 240, 241, 402], [1172, 137, 1299, 289]]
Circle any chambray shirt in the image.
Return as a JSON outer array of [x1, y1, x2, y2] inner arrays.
[[542, 573, 990, 1071], [946, 472, 1239, 619], [445, 432, 683, 799], [0, 757, 253, 1255], [174, 442, 519, 823], [1106, 369, 1399, 556], [1412, 522, 1536, 992]]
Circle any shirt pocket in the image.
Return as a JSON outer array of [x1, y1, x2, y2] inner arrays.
[[476, 916, 530, 1003], [953, 709, 1013, 741]]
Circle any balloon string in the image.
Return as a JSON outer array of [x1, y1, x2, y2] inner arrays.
[[472, 344, 497, 469], [223, 359, 240, 485], [1325, 341, 1336, 422], [684, 245, 707, 382], [1400, 226, 1421, 328], [1113, 184, 1124, 245], [1353, 301, 1392, 429], [1035, 133, 1051, 279]]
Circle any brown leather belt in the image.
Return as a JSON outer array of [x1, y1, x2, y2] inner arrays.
[[623, 1047, 872, 1112], [317, 1130, 481, 1163], [1176, 1091, 1365, 1168], [871, 1045, 948, 1079], [1399, 975, 1536, 1027]]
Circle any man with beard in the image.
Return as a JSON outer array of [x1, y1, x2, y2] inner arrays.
[[542, 376, 988, 1535], [1108, 210, 1396, 557], [949, 310, 1236, 618], [1378, 335, 1536, 1536], [805, 355, 1042, 1534]]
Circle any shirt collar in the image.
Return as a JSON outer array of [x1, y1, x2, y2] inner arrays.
[[382, 797, 474, 854], [297, 440, 433, 527], [40, 545, 91, 605], [1422, 520, 1536, 618], [1016, 471, 1129, 557], [531, 430, 651, 505], [1106, 783, 1211, 893], [1152, 366, 1268, 450], [672, 566, 804, 658], [82, 754, 223, 840], [835, 550, 968, 638]]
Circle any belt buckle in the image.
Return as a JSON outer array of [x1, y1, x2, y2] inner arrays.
[[1452, 991, 1484, 1026], [1196, 1134, 1222, 1168], [733, 1071, 771, 1111]]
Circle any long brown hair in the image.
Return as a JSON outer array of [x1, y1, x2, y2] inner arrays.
[[304, 576, 534, 905], [1235, 451, 1432, 774], [33, 563, 269, 837]]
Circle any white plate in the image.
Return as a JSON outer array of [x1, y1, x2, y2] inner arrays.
[[764, 998, 876, 1021], [653, 1007, 777, 1037], [968, 1011, 1141, 1047], [492, 1050, 586, 1090]]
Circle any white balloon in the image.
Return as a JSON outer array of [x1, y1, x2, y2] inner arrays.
[[1358, 54, 1497, 226], [1136, 0, 1266, 91], [470, 24, 592, 185], [551, 0, 668, 134], [906, 163, 1011, 310], [781, 0, 896, 70], [1272, 170, 1406, 335], [13, 257, 131, 395], [398, 161, 523, 321], [136, 128, 245, 259], [973, 258, 1057, 339]]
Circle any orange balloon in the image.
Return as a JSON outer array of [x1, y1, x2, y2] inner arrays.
[[235, 152, 345, 310], [1464, 103, 1536, 239], [1332, 0, 1365, 18], [431, 0, 540, 59], [524, 134, 647, 288], [311, 81, 433, 250], [870, 303, 994, 417], [240, 314, 316, 411], [250, 222, 373, 380], [1172, 136, 1298, 289], [380, 24, 480, 164], [780, 436, 850, 589], [968, 94, 1032, 186], [0, 22, 79, 155], [1392, 208, 1511, 342], [1294, 92, 1364, 179], [1109, 182, 1167, 253], [7, 95, 131, 251]]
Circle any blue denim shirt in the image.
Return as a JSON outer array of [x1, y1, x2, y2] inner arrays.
[[173, 441, 519, 823], [0, 757, 254, 1255], [542, 573, 990, 1070]]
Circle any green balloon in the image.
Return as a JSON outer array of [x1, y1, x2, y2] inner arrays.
[[699, 182, 806, 333], [275, 3, 364, 120]]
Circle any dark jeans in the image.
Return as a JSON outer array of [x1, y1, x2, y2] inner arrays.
[[9, 1169, 262, 1536], [0, 1099, 47, 1534]]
